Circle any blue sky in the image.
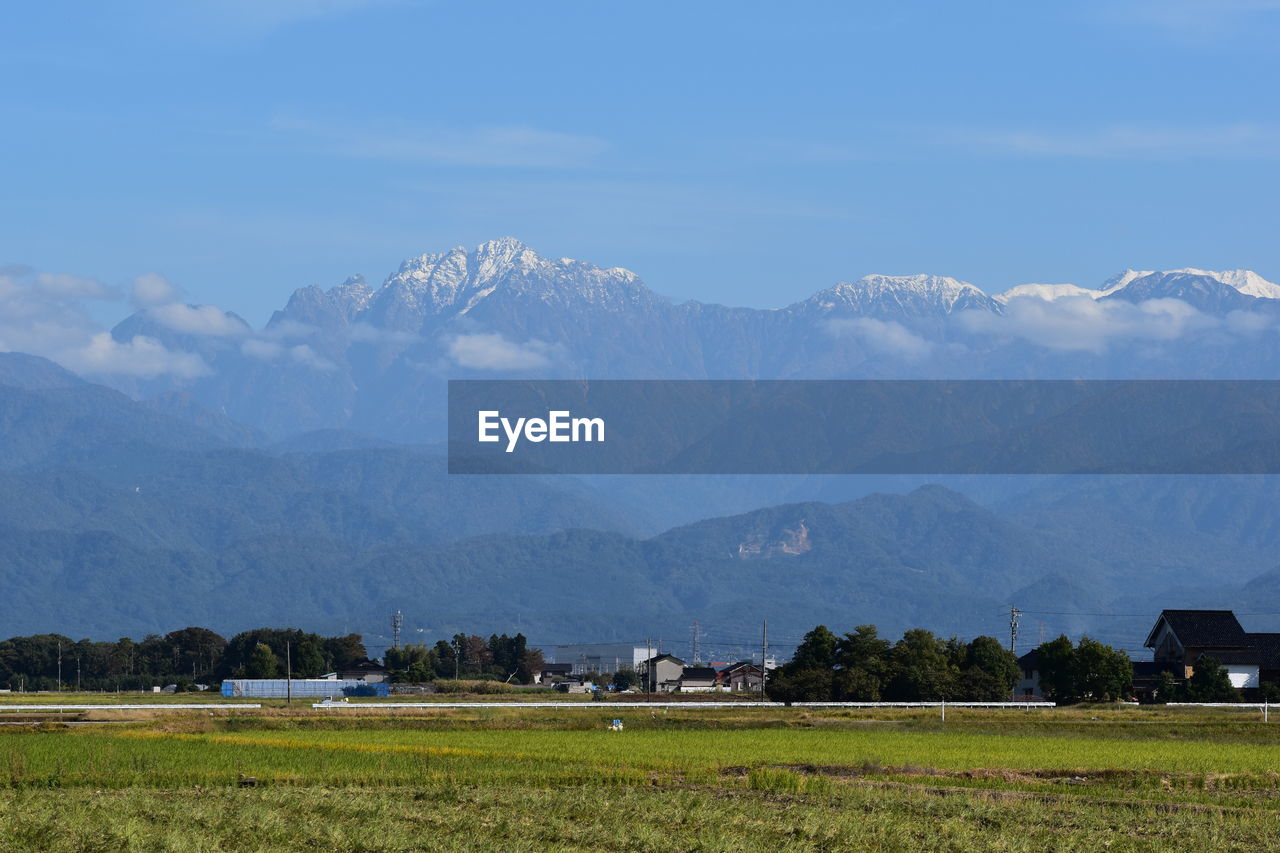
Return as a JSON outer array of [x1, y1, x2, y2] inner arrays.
[[3, 1, 1279, 324]]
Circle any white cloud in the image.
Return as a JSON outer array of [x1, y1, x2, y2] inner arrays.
[[959, 294, 1238, 352], [0, 266, 214, 380], [33, 272, 118, 300], [60, 333, 211, 380], [240, 337, 335, 371], [130, 273, 182, 307], [148, 303, 250, 337], [240, 338, 284, 360], [826, 317, 934, 361], [1100, 0, 1280, 39], [940, 123, 1280, 160], [446, 332, 560, 371], [288, 344, 336, 371], [259, 319, 319, 342], [271, 116, 608, 169]]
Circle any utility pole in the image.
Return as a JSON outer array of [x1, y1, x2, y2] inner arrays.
[[76, 656, 81, 692], [286, 641, 292, 706], [690, 621, 702, 666], [57, 642, 62, 692], [1009, 607, 1022, 655], [392, 610, 403, 650], [760, 621, 768, 702], [647, 637, 653, 694]]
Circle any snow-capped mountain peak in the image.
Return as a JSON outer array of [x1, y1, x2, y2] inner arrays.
[[995, 283, 1102, 303], [280, 239, 659, 333], [812, 274, 1000, 316], [1102, 268, 1280, 300], [1000, 268, 1280, 305], [1167, 268, 1280, 300], [1100, 269, 1154, 295]]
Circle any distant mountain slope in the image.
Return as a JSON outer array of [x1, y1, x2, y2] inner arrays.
[[0, 485, 1082, 638]]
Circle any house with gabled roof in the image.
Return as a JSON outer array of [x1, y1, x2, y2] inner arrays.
[[677, 666, 718, 692], [721, 660, 764, 693], [1144, 609, 1280, 693], [638, 653, 685, 693], [1145, 610, 1249, 678]]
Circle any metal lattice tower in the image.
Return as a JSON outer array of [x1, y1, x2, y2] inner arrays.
[[392, 610, 403, 650]]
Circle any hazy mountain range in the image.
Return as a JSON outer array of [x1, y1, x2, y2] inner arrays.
[[96, 238, 1280, 441], [3, 350, 1280, 652], [4, 239, 1280, 651]]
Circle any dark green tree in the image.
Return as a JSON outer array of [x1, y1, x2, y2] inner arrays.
[[1035, 635, 1077, 702], [1151, 670, 1183, 704], [958, 636, 1021, 701], [833, 625, 891, 700], [791, 625, 840, 671], [1186, 656, 1237, 703], [884, 629, 958, 701], [1073, 637, 1132, 702], [245, 643, 279, 679]]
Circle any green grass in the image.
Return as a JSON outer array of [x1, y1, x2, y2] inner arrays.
[[4, 705, 1280, 850]]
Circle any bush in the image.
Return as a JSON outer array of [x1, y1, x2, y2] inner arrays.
[[432, 679, 517, 694]]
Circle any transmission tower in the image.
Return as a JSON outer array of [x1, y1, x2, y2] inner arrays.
[[1009, 606, 1022, 655], [690, 621, 702, 665], [392, 610, 403, 650]]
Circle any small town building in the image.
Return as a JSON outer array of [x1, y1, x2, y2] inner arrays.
[[638, 654, 685, 692], [1144, 609, 1280, 694], [336, 661, 390, 683], [677, 666, 718, 692], [1015, 649, 1043, 699], [537, 663, 574, 684], [721, 661, 764, 692]]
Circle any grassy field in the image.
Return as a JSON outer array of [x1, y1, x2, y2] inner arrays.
[[3, 703, 1280, 851]]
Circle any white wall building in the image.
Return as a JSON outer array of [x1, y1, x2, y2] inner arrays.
[[548, 643, 650, 675]]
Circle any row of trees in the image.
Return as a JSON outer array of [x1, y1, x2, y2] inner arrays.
[[766, 625, 1027, 703], [383, 633, 544, 684], [0, 628, 368, 691], [1032, 635, 1133, 703], [768, 626, 1146, 704]]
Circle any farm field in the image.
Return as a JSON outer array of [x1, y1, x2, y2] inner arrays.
[[3, 703, 1280, 851]]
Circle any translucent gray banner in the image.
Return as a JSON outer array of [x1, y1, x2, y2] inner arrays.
[[447, 380, 1280, 474]]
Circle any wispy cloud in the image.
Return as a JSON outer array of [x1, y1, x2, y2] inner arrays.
[[1098, 0, 1280, 40], [939, 123, 1280, 160], [958, 294, 1268, 353], [826, 317, 935, 361], [271, 116, 608, 169], [130, 273, 182, 307], [0, 267, 209, 379], [147, 303, 250, 337], [62, 333, 211, 380], [446, 332, 561, 371], [146, 0, 403, 39]]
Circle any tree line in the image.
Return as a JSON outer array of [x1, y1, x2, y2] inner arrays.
[[383, 633, 544, 684], [766, 625, 1135, 704], [0, 628, 549, 691], [0, 628, 367, 692]]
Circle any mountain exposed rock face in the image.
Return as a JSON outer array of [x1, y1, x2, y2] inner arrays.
[[808, 274, 1002, 317], [1102, 270, 1266, 313], [97, 240, 1280, 440]]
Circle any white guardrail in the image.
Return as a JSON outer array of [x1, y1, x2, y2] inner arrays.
[[0, 704, 263, 711], [312, 700, 1056, 710]]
